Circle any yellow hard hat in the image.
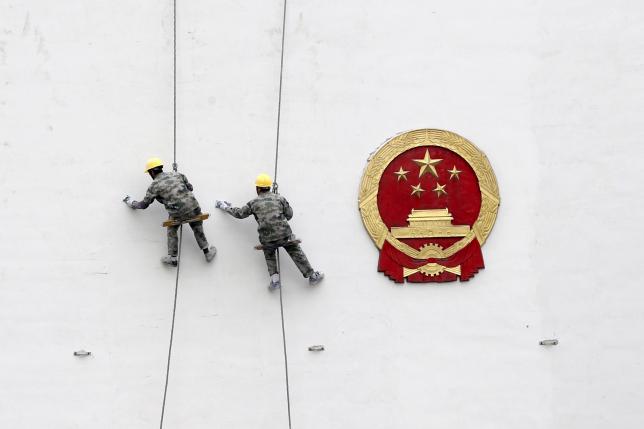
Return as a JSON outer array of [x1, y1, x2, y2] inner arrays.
[[255, 173, 273, 188], [144, 157, 164, 173]]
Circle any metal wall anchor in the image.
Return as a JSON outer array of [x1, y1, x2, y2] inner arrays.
[[308, 345, 325, 352], [73, 350, 92, 357], [539, 339, 558, 346]]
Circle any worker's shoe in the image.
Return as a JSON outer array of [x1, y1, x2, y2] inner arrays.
[[268, 274, 281, 291], [161, 255, 178, 266], [308, 271, 324, 286], [204, 246, 217, 262]]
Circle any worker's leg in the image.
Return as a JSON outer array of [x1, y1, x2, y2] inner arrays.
[[188, 220, 209, 250], [262, 248, 279, 276], [283, 242, 314, 278], [183, 208, 215, 261], [167, 224, 179, 256]]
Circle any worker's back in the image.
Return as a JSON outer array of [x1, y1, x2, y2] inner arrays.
[[148, 171, 199, 217], [248, 192, 293, 244]]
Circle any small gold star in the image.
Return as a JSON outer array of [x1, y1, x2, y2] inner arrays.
[[433, 183, 447, 197], [413, 149, 442, 178], [394, 166, 409, 182], [448, 165, 462, 180], [410, 183, 425, 198]]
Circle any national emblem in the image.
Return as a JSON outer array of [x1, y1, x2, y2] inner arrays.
[[358, 129, 500, 283]]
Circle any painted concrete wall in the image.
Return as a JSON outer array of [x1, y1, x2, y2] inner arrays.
[[1, 1, 644, 428]]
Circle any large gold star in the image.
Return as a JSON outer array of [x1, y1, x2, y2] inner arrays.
[[448, 165, 462, 180], [394, 166, 409, 182], [413, 149, 442, 178], [433, 183, 447, 197], [410, 183, 425, 198]]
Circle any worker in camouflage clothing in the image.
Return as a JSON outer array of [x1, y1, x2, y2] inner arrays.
[[215, 173, 323, 290], [123, 157, 217, 266]]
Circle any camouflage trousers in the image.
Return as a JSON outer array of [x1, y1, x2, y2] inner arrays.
[[167, 208, 209, 256], [262, 237, 314, 278]]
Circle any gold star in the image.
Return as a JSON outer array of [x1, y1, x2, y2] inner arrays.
[[413, 149, 442, 178], [410, 183, 425, 198], [394, 166, 409, 182], [433, 183, 447, 197], [448, 165, 462, 180]]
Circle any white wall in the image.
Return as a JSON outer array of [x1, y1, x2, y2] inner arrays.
[[1, 1, 643, 428]]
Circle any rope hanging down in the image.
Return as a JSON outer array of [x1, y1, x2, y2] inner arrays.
[[158, 0, 291, 427], [276, 255, 292, 429], [160, 225, 183, 428], [172, 0, 178, 172], [160, 1, 181, 428], [272, 0, 288, 185], [273, 1, 293, 428]]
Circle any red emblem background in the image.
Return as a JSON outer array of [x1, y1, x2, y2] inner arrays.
[[377, 146, 484, 282], [359, 129, 500, 284]]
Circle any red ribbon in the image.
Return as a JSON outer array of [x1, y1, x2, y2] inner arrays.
[[377, 239, 485, 283]]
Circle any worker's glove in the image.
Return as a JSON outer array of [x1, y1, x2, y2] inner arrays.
[[272, 182, 279, 193], [215, 200, 231, 210], [123, 195, 136, 209]]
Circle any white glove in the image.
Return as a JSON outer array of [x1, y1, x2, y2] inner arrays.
[[123, 195, 136, 208], [215, 200, 231, 210]]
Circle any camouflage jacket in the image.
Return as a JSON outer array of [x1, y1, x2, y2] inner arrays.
[[133, 171, 200, 218], [224, 192, 293, 244]]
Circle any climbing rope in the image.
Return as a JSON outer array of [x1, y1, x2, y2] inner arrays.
[[276, 255, 292, 429], [273, 0, 293, 428], [172, 0, 178, 172], [273, 0, 288, 185], [158, 0, 292, 426], [160, 225, 183, 428], [160, 1, 181, 428]]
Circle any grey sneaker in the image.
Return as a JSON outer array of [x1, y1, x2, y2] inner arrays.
[[204, 246, 217, 262], [161, 255, 178, 266], [308, 271, 324, 285], [268, 274, 281, 291]]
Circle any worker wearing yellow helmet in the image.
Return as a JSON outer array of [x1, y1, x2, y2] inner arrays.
[[123, 158, 217, 266], [216, 173, 324, 290]]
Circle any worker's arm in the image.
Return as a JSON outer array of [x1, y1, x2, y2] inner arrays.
[[180, 173, 194, 192], [281, 196, 293, 220], [216, 200, 253, 219], [123, 185, 156, 209], [130, 199, 150, 209]]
